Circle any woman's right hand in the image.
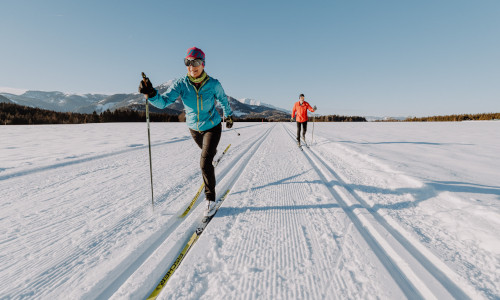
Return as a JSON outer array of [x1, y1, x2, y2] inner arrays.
[[138, 75, 157, 99]]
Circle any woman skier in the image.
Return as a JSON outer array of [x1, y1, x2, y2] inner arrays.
[[139, 47, 233, 217]]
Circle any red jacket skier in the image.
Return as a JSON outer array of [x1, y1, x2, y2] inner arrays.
[[291, 94, 316, 145]]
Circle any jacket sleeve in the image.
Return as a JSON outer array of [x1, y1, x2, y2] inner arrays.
[[292, 103, 296, 118], [214, 80, 233, 118], [147, 80, 182, 109], [307, 103, 315, 112]]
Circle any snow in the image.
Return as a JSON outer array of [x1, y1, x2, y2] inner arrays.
[[0, 87, 27, 95], [95, 102, 117, 112], [1, 121, 499, 299], [237, 98, 290, 113], [238, 98, 261, 106], [231, 110, 246, 117]]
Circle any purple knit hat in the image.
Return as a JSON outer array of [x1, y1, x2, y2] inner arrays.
[[186, 47, 205, 65]]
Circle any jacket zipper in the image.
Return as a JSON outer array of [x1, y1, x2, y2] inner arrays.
[[190, 77, 209, 131]]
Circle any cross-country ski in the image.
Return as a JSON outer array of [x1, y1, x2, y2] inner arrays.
[[147, 189, 231, 300]]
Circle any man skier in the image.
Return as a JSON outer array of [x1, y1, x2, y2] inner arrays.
[[291, 93, 316, 146], [139, 47, 233, 217]]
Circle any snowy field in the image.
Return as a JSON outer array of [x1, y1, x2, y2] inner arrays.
[[1, 121, 499, 299]]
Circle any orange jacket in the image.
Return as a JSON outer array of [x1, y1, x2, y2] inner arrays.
[[292, 100, 315, 123]]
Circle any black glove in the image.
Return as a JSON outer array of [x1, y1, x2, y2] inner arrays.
[[313, 105, 317, 111], [138, 73, 157, 99], [226, 115, 234, 128]]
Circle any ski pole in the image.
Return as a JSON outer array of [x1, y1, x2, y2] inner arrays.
[[142, 72, 155, 210], [312, 113, 315, 146], [232, 127, 240, 136]]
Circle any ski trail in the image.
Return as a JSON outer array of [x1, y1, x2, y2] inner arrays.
[[3, 149, 191, 299], [0, 136, 192, 181], [282, 123, 481, 300], [3, 122, 494, 299], [162, 123, 402, 299], [305, 124, 489, 299], [92, 126, 273, 299], [110, 124, 277, 299], [282, 124, 429, 299], [2, 125, 267, 299]]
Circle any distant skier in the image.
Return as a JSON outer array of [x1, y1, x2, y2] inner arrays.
[[291, 93, 316, 145], [139, 47, 234, 217]]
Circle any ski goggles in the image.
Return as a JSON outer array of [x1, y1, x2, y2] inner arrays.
[[184, 58, 204, 67]]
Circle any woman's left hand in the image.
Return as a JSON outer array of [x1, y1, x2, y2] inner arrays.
[[226, 116, 234, 128]]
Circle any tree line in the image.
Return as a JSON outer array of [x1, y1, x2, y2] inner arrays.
[[0, 103, 179, 125], [237, 115, 367, 122], [379, 113, 500, 122], [312, 115, 367, 122], [1, 102, 370, 125], [8, 102, 495, 124]]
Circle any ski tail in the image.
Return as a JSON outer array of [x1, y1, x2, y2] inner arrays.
[[179, 144, 231, 218], [146, 233, 199, 300]]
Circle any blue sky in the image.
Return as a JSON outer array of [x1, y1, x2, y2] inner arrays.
[[1, 0, 499, 117]]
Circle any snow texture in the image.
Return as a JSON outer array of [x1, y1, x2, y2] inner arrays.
[[1, 121, 499, 299]]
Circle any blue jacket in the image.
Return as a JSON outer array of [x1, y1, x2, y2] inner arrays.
[[148, 75, 232, 132]]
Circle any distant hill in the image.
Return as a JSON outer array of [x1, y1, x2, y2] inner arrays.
[[0, 80, 290, 120], [237, 98, 290, 114], [0, 95, 13, 104]]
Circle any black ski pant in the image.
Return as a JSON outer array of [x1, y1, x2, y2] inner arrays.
[[296, 121, 308, 142], [189, 123, 222, 202]]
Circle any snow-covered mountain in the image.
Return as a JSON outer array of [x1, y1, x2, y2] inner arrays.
[[0, 87, 27, 95], [364, 116, 408, 122], [0, 91, 108, 113], [0, 94, 13, 104], [238, 98, 290, 113], [0, 82, 290, 120]]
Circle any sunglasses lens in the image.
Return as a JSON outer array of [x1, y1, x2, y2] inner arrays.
[[184, 58, 203, 67]]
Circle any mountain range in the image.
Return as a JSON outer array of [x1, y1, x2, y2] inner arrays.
[[0, 81, 290, 120]]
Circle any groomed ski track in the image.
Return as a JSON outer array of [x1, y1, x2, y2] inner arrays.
[[1, 122, 490, 299], [119, 123, 479, 299]]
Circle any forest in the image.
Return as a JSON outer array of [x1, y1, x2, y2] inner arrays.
[[0, 103, 179, 125], [2, 102, 497, 125]]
